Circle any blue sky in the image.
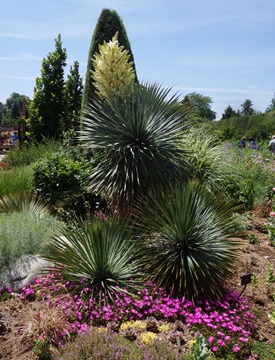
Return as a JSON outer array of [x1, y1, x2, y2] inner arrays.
[[1, 0, 275, 119]]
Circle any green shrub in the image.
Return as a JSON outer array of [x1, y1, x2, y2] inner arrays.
[[223, 176, 255, 211], [33, 149, 102, 218], [4, 139, 62, 168]]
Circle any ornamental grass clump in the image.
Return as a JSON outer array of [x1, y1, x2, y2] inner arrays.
[[20, 303, 71, 350], [224, 148, 274, 209], [180, 126, 233, 195], [0, 165, 33, 196]]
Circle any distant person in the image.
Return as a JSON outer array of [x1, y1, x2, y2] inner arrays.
[[268, 135, 275, 155], [249, 137, 257, 150], [238, 136, 246, 148], [11, 131, 18, 147]]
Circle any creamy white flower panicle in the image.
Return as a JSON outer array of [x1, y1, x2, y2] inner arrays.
[[91, 32, 135, 101]]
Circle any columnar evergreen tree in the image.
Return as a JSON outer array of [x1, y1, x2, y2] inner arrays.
[[29, 34, 67, 141], [64, 61, 83, 133], [81, 8, 137, 113]]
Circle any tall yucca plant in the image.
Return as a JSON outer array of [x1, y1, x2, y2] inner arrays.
[[79, 83, 190, 214], [42, 218, 144, 302], [135, 181, 242, 302]]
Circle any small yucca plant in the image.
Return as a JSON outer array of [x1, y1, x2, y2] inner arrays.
[[42, 217, 144, 303], [135, 181, 242, 302]]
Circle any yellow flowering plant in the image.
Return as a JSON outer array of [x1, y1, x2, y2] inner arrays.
[[92, 32, 135, 101], [120, 320, 147, 331], [140, 331, 157, 345]]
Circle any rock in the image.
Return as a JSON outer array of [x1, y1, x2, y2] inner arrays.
[[0, 255, 52, 292]]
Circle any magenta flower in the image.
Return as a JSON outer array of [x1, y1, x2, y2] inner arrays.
[[232, 344, 241, 352], [208, 336, 215, 343], [238, 336, 249, 343]]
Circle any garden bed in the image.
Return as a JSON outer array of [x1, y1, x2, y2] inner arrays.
[[1, 207, 275, 359]]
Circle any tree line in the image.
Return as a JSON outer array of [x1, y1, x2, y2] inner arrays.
[[212, 97, 275, 142]]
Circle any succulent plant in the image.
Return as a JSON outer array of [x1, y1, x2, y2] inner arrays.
[[168, 330, 185, 345], [124, 328, 137, 341], [146, 316, 159, 333], [174, 320, 185, 332], [107, 321, 120, 333]]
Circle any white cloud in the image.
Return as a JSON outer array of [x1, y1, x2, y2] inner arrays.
[[0, 54, 42, 62], [0, 32, 24, 38], [173, 86, 255, 94], [0, 75, 35, 81], [174, 49, 275, 70]]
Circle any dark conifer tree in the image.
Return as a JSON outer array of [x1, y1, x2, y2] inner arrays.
[[221, 105, 237, 120], [64, 61, 83, 133], [29, 34, 67, 141]]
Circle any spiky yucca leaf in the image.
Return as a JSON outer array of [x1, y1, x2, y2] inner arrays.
[[80, 82, 190, 213], [42, 218, 144, 302], [135, 181, 242, 302]]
